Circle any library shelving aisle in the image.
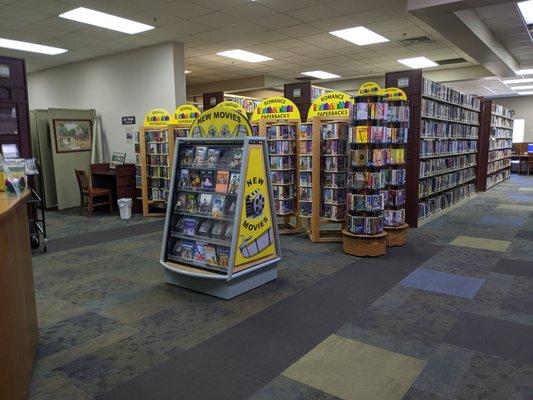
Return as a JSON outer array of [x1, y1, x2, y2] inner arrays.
[[138, 109, 174, 216], [161, 107, 281, 299], [305, 91, 352, 242], [478, 100, 513, 190], [385, 71, 481, 227], [253, 97, 302, 234]]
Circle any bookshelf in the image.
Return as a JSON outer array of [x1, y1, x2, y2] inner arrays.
[[385, 70, 481, 227], [477, 100, 513, 191], [161, 136, 281, 299]]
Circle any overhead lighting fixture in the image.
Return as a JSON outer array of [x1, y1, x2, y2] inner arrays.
[[502, 77, 533, 84], [0, 37, 67, 55], [301, 71, 340, 79], [397, 56, 438, 69], [517, 68, 533, 75], [59, 7, 154, 34], [517, 0, 533, 24], [329, 26, 389, 46], [185, 70, 191, 74], [216, 49, 272, 63], [517, 90, 533, 95], [510, 85, 533, 90]]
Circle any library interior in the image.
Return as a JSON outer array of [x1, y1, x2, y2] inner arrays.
[[1, 0, 533, 399]]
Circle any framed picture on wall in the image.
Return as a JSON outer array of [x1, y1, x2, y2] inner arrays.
[[52, 119, 93, 153]]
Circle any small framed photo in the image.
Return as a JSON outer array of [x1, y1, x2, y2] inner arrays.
[[109, 152, 126, 169]]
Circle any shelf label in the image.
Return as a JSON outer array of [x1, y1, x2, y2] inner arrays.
[[143, 108, 171, 128], [358, 82, 382, 96], [190, 107, 253, 137], [215, 100, 247, 116], [251, 96, 300, 122], [173, 104, 201, 126], [235, 144, 277, 267], [308, 91, 352, 119], [384, 87, 407, 101]]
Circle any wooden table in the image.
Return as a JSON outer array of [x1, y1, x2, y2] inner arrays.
[[0, 191, 38, 400], [90, 163, 140, 213]]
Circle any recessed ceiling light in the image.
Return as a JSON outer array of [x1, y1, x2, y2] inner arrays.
[[517, 68, 533, 75], [216, 49, 272, 63], [301, 71, 340, 79], [397, 56, 438, 69], [517, 0, 533, 24], [329, 26, 389, 46], [510, 85, 533, 90], [0, 37, 67, 55], [502, 77, 533, 84], [517, 90, 533, 95], [185, 70, 191, 74], [59, 7, 154, 34]]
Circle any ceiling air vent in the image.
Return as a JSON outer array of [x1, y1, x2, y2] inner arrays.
[[436, 58, 467, 65], [399, 36, 432, 46]]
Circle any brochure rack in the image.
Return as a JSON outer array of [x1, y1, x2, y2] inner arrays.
[[161, 136, 281, 299]]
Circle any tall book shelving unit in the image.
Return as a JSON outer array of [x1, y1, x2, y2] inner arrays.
[[385, 70, 481, 227], [477, 100, 514, 191]]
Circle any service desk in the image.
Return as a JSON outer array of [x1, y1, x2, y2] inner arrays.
[[0, 191, 38, 400]]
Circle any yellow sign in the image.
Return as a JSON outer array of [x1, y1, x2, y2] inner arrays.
[[234, 144, 277, 267], [215, 101, 246, 116], [384, 87, 407, 101], [251, 96, 300, 122], [308, 91, 352, 119], [358, 82, 382, 97], [189, 107, 253, 137], [172, 104, 200, 125], [143, 108, 171, 128]]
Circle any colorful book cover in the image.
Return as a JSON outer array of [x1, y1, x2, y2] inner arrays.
[[205, 244, 218, 266], [217, 247, 230, 269], [215, 170, 229, 193], [186, 193, 197, 212], [183, 217, 197, 236], [211, 221, 225, 237], [205, 148, 220, 167], [353, 149, 369, 167], [228, 173, 240, 194], [230, 148, 243, 169], [355, 126, 368, 143], [200, 170, 214, 189], [193, 242, 207, 263], [198, 219, 211, 236], [189, 170, 201, 188], [198, 193, 213, 213], [179, 169, 190, 187], [193, 146, 207, 165], [183, 148, 194, 165], [180, 240, 194, 260], [176, 192, 187, 208], [212, 195, 225, 218]]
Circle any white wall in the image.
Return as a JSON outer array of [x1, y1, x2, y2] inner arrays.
[[28, 42, 186, 162], [491, 95, 533, 142]]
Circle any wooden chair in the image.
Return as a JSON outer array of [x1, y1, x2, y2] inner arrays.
[[75, 169, 113, 216]]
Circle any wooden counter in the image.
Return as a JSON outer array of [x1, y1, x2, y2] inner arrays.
[[0, 191, 38, 400]]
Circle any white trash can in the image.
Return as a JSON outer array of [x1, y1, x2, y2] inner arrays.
[[117, 198, 132, 220]]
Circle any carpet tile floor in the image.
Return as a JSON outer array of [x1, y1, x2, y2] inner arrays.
[[28, 175, 533, 400]]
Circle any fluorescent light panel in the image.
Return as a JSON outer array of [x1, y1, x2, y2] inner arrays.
[[301, 70, 340, 79], [0, 37, 67, 55], [517, 69, 533, 75], [518, 0, 533, 24], [397, 56, 438, 69], [329, 26, 389, 45], [59, 7, 154, 34], [185, 70, 191, 74], [503, 77, 533, 84], [511, 85, 533, 90], [517, 91, 533, 95], [216, 49, 272, 63]]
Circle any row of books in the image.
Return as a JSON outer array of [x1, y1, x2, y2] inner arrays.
[[149, 177, 170, 189], [488, 139, 512, 151], [491, 115, 513, 129], [268, 140, 295, 155], [148, 166, 169, 178], [147, 155, 167, 165], [150, 187, 168, 201], [347, 215, 384, 235], [147, 142, 168, 155], [488, 148, 511, 162], [271, 170, 294, 185], [348, 193, 385, 212], [420, 154, 476, 178], [179, 168, 239, 194], [273, 185, 294, 200], [299, 187, 312, 202], [353, 101, 389, 121], [299, 201, 312, 217], [300, 171, 312, 186], [176, 191, 235, 218], [418, 183, 476, 220], [275, 199, 294, 215], [420, 139, 477, 156], [349, 169, 406, 189], [324, 187, 346, 205], [172, 239, 229, 271], [226, 96, 260, 113], [175, 215, 232, 241], [297, 124, 313, 217], [298, 140, 313, 154], [380, 189, 406, 207], [324, 171, 347, 188], [384, 209, 405, 226], [486, 169, 511, 189], [322, 139, 347, 155], [181, 145, 243, 170], [298, 123, 313, 139], [487, 158, 511, 174], [349, 125, 408, 144], [323, 203, 345, 221], [422, 99, 479, 125], [322, 122, 349, 139], [387, 104, 410, 123], [351, 148, 405, 167], [491, 104, 514, 119], [145, 129, 168, 142], [490, 127, 513, 139], [418, 167, 476, 197], [267, 124, 297, 140], [271, 155, 295, 170], [421, 120, 479, 139], [422, 77, 481, 110], [173, 127, 190, 138]]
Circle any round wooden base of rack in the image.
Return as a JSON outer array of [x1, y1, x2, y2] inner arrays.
[[383, 223, 409, 247], [341, 230, 388, 257]]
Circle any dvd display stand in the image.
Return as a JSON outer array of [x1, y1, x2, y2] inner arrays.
[[161, 136, 281, 299], [258, 118, 301, 234]]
